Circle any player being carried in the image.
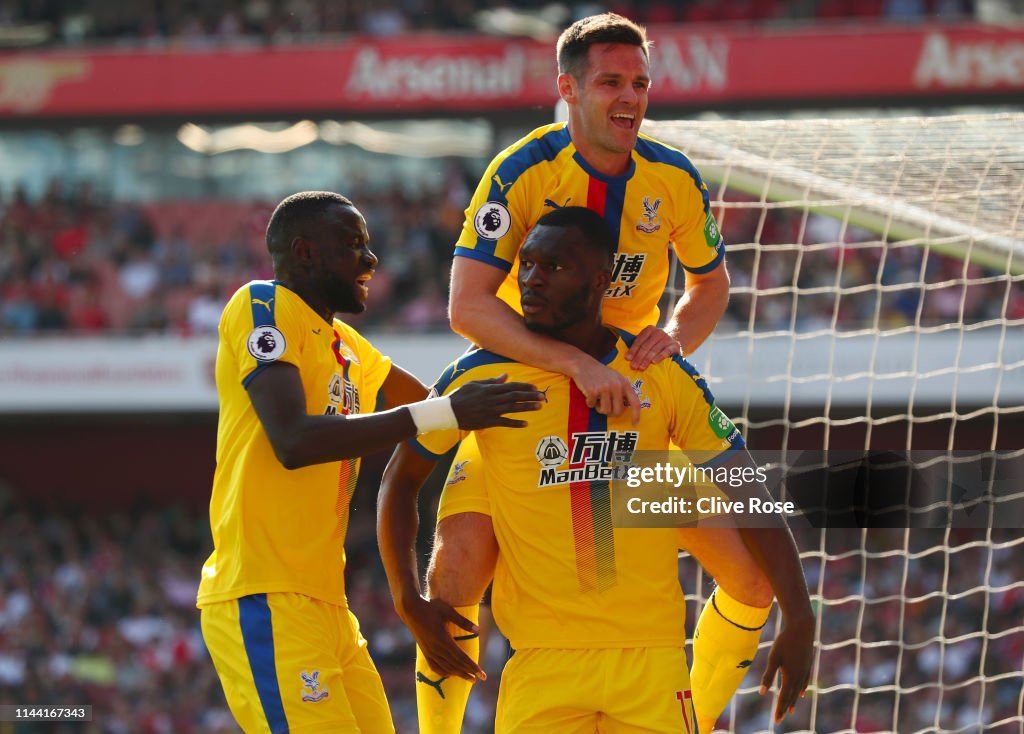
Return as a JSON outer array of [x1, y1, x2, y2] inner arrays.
[[197, 191, 543, 734], [387, 12, 814, 733], [379, 207, 814, 733]]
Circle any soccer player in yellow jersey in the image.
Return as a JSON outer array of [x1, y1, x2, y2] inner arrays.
[[402, 12, 813, 734], [379, 207, 813, 733], [197, 191, 543, 734]]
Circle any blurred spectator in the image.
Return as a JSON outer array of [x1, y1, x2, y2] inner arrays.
[[362, 0, 409, 36], [0, 277, 38, 332], [118, 246, 160, 301], [884, 0, 928, 19], [397, 279, 449, 330], [68, 277, 111, 332], [129, 292, 171, 332], [186, 280, 226, 336]]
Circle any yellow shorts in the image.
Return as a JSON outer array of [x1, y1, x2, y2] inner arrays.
[[496, 647, 696, 734], [201, 592, 394, 734], [437, 432, 490, 521]]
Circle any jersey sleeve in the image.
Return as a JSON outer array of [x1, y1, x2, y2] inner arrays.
[[408, 349, 520, 460], [223, 282, 306, 388], [668, 166, 725, 275], [335, 319, 393, 401], [453, 149, 538, 274], [663, 356, 744, 465]]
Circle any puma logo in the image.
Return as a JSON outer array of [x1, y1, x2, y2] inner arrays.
[[251, 297, 274, 312], [416, 671, 448, 699], [492, 174, 513, 194]]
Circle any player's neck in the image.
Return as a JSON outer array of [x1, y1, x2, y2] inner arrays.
[[302, 297, 336, 326], [559, 320, 617, 361], [278, 276, 335, 325], [568, 124, 632, 178]]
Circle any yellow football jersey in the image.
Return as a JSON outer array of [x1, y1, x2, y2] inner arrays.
[[198, 280, 392, 608], [413, 331, 743, 650], [455, 122, 724, 334]]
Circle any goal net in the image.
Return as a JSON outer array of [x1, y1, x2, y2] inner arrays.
[[643, 113, 1024, 733]]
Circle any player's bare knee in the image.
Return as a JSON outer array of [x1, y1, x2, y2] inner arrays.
[[681, 527, 775, 608], [716, 562, 774, 608], [426, 512, 497, 604], [709, 543, 774, 606]]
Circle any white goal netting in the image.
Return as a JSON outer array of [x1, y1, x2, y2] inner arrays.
[[644, 113, 1024, 734]]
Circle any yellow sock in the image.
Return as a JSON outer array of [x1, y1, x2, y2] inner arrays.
[[691, 587, 771, 731], [416, 604, 480, 734]]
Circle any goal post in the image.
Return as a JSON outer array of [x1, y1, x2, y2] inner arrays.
[[643, 112, 1024, 733]]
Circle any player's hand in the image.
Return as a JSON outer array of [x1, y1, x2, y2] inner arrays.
[[449, 375, 544, 430], [625, 326, 682, 371], [759, 618, 814, 723], [397, 595, 486, 681], [569, 357, 642, 425]]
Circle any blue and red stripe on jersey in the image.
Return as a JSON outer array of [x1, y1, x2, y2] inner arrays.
[[567, 383, 617, 593]]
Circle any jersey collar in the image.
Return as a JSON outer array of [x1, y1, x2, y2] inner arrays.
[[571, 149, 637, 184], [599, 330, 627, 366]]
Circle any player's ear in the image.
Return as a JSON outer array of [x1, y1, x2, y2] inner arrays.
[[291, 236, 314, 263], [557, 72, 576, 104], [594, 266, 612, 294]]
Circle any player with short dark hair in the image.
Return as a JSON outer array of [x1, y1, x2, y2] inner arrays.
[[556, 11, 652, 81], [197, 191, 542, 733], [395, 13, 813, 734], [379, 207, 813, 733]]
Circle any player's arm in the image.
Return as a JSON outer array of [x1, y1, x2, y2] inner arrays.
[[740, 524, 813, 724], [449, 256, 641, 423], [623, 247, 729, 372], [246, 362, 542, 469], [710, 450, 814, 724], [629, 263, 730, 370], [665, 263, 730, 355], [377, 442, 485, 680], [379, 363, 430, 408]]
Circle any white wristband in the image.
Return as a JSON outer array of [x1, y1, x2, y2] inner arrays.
[[407, 396, 458, 435]]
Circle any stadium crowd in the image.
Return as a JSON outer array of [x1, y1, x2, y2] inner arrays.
[[0, 485, 1020, 733], [0, 182, 1018, 338], [0, 181, 456, 336], [0, 0, 987, 48]]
